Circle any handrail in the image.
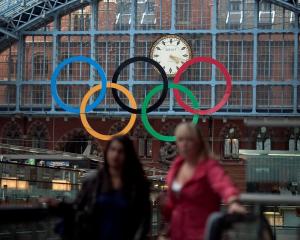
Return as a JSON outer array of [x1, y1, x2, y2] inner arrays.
[[240, 193, 300, 206], [0, 194, 300, 223], [0, 206, 53, 223]]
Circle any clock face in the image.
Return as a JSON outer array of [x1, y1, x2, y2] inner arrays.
[[150, 35, 192, 76]]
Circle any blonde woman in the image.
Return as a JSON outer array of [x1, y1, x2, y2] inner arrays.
[[159, 122, 246, 240]]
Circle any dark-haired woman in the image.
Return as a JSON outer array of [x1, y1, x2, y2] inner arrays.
[[43, 135, 151, 240]]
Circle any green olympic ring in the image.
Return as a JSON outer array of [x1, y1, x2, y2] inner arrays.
[[141, 83, 200, 142]]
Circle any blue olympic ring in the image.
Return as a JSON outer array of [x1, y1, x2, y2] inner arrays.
[[50, 56, 107, 114]]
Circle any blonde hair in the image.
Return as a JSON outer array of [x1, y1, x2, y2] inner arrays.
[[175, 122, 212, 159]]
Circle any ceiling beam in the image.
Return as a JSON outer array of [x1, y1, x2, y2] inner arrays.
[[266, 0, 300, 13], [0, 27, 18, 39]]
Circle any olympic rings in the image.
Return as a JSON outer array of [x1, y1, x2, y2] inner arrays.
[[173, 57, 232, 115], [80, 83, 137, 141], [51, 55, 233, 141], [112, 56, 168, 114], [51, 56, 107, 114], [141, 83, 200, 142]]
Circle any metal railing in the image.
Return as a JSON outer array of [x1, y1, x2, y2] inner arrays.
[[240, 193, 300, 205], [240, 194, 300, 240], [0, 193, 299, 240]]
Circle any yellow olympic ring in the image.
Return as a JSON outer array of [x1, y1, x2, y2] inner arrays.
[[80, 83, 137, 141]]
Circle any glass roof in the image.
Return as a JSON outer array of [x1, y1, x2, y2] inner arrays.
[[0, 0, 41, 17]]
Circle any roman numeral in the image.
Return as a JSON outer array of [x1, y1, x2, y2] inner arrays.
[[169, 68, 172, 73], [183, 54, 188, 57], [176, 66, 179, 70], [156, 47, 161, 50], [154, 54, 159, 57], [170, 38, 173, 44], [162, 41, 166, 45], [177, 41, 181, 45], [181, 47, 186, 50]]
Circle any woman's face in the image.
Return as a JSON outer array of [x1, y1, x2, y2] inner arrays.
[[106, 140, 125, 169], [176, 126, 200, 159]]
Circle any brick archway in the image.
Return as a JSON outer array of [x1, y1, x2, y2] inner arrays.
[[55, 128, 103, 156], [108, 121, 129, 136], [133, 122, 150, 139], [1, 120, 23, 143], [27, 120, 49, 148]]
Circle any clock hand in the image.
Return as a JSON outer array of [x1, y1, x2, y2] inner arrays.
[[170, 54, 186, 64], [169, 54, 180, 64]]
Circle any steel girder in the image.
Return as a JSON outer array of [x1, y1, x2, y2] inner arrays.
[[265, 0, 300, 13], [0, 0, 93, 53]]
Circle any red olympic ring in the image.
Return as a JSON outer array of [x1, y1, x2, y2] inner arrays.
[[173, 57, 232, 115]]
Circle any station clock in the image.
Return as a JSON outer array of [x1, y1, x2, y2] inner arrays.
[[150, 35, 192, 77]]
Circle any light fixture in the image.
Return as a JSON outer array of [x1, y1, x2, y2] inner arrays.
[[64, 117, 68, 122], [223, 118, 227, 123], [52, 179, 71, 191], [1, 177, 29, 190]]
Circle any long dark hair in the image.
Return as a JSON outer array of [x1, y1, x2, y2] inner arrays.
[[103, 135, 148, 191]]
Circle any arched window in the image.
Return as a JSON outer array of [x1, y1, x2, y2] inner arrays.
[[28, 122, 48, 149], [289, 128, 300, 151], [59, 52, 73, 81], [64, 130, 88, 154], [8, 54, 17, 79], [72, 9, 91, 31], [58, 85, 73, 104], [133, 124, 152, 159], [73, 14, 80, 30], [177, 0, 191, 24], [33, 53, 48, 78], [2, 121, 22, 153], [138, 137, 152, 158], [108, 121, 128, 136], [224, 127, 239, 159], [256, 126, 271, 150]]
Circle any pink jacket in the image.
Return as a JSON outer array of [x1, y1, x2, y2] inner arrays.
[[164, 156, 239, 240]]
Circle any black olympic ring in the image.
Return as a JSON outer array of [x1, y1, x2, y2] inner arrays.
[[111, 56, 168, 114]]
